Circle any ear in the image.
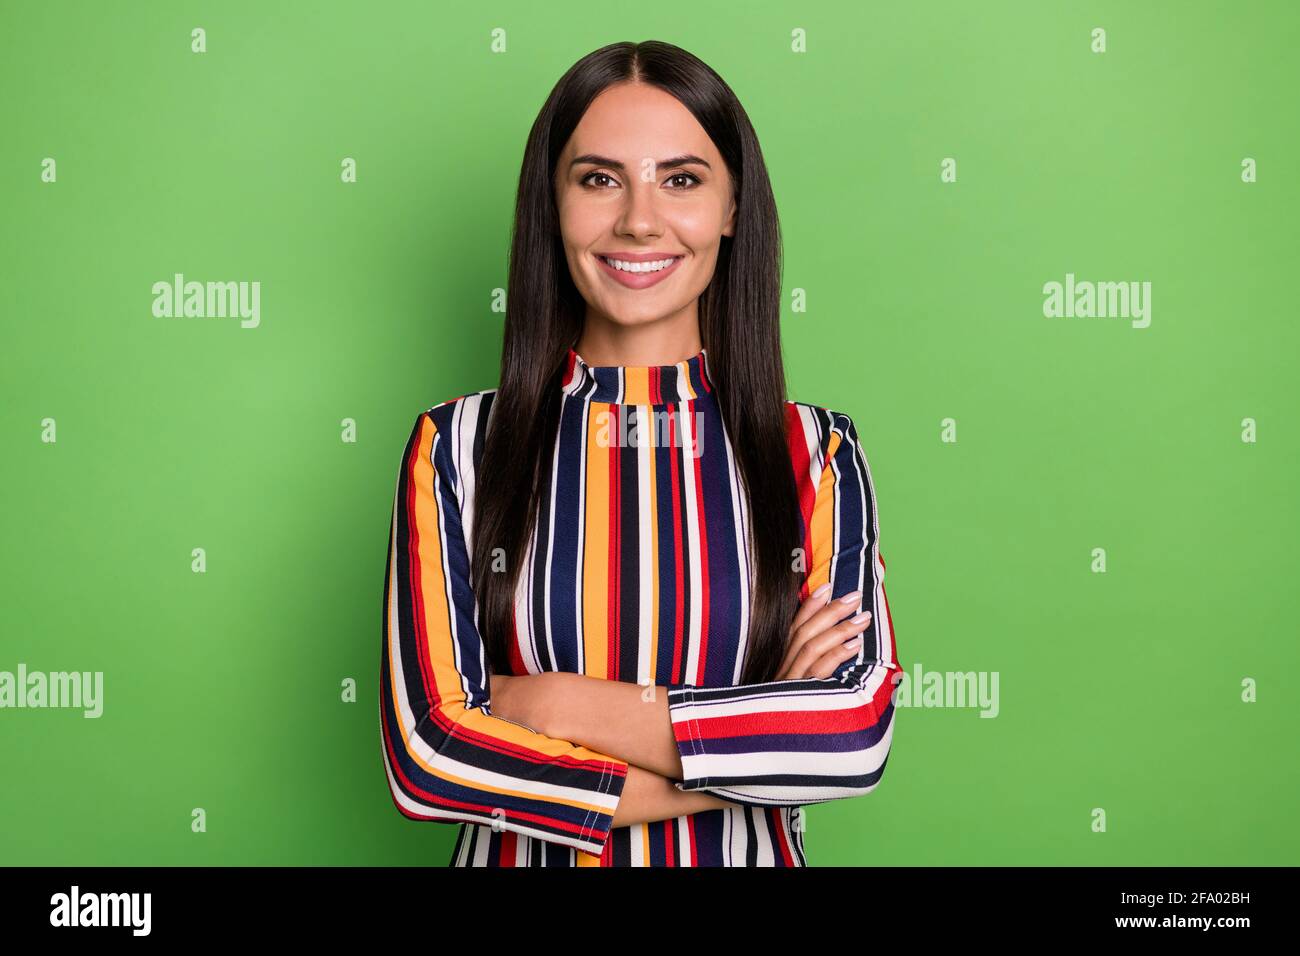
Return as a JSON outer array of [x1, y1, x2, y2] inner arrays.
[[722, 195, 738, 237]]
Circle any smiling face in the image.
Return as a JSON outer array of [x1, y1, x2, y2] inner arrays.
[[553, 81, 737, 361]]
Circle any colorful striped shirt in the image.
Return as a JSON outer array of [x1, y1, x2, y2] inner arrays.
[[380, 346, 900, 866]]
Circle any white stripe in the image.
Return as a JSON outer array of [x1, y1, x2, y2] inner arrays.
[[629, 823, 645, 866], [470, 825, 491, 865], [573, 400, 591, 674], [675, 815, 693, 866], [540, 411, 563, 671], [681, 402, 704, 683], [752, 807, 775, 865], [516, 499, 541, 674], [725, 804, 740, 865]]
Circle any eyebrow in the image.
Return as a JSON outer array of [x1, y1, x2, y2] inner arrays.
[[568, 153, 713, 173]]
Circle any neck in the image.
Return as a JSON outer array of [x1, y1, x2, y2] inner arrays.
[[572, 308, 702, 368]]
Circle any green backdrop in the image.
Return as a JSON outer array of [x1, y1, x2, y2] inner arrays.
[[2, 0, 1296, 866]]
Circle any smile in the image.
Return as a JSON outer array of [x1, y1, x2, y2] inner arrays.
[[595, 253, 684, 289]]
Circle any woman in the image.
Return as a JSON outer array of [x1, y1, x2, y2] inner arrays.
[[380, 40, 900, 866]]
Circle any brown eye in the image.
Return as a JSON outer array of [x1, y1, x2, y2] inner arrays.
[[667, 172, 702, 189], [580, 171, 617, 188]]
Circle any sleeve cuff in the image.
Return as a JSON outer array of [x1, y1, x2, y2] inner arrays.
[[573, 757, 629, 857], [665, 684, 710, 792]]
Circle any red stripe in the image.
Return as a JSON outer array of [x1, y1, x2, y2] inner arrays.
[[769, 807, 796, 866], [499, 831, 517, 866], [784, 405, 817, 598], [506, 615, 526, 673], [560, 349, 578, 390]]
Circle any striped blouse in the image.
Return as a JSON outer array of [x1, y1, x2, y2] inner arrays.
[[380, 346, 900, 866]]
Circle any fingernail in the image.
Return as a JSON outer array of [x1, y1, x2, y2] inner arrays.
[[839, 590, 863, 604], [845, 637, 863, 648], [849, 611, 872, 625], [811, 582, 831, 600]]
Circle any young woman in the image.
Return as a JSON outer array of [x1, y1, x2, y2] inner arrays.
[[380, 40, 900, 867]]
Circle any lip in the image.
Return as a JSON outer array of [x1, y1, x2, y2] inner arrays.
[[594, 252, 684, 289]]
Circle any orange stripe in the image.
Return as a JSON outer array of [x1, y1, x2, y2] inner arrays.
[[806, 431, 842, 591], [583, 407, 612, 678], [624, 366, 649, 404]]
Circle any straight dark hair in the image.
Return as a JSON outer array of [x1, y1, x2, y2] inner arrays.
[[471, 39, 802, 685]]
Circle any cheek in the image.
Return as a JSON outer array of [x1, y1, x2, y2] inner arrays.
[[581, 221, 615, 252], [556, 190, 606, 242], [668, 204, 727, 249]]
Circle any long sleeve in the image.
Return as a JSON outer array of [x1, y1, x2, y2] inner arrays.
[[664, 409, 900, 806], [380, 408, 628, 857]]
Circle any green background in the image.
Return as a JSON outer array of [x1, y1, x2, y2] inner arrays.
[[2, 0, 1296, 866]]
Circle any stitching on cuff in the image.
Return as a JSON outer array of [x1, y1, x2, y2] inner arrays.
[[585, 758, 622, 855], [676, 687, 708, 790], [576, 760, 606, 854]]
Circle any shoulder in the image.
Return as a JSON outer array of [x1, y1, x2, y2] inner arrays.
[[784, 402, 880, 524], [784, 399, 863, 461], [399, 389, 498, 472], [415, 387, 499, 434]]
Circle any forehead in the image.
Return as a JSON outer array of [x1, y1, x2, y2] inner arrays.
[[563, 83, 718, 162]]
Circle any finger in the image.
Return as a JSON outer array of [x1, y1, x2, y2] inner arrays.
[[780, 588, 866, 678], [807, 636, 865, 679], [787, 589, 863, 659], [778, 584, 835, 677], [788, 581, 832, 636], [785, 610, 872, 679]]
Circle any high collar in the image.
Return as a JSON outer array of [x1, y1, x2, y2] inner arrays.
[[559, 347, 713, 405]]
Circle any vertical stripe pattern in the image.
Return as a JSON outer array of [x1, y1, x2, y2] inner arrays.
[[381, 347, 900, 866]]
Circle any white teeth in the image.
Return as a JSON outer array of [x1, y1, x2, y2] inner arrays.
[[601, 256, 678, 273]]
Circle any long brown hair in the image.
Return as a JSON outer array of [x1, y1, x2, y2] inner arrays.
[[471, 40, 802, 684]]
